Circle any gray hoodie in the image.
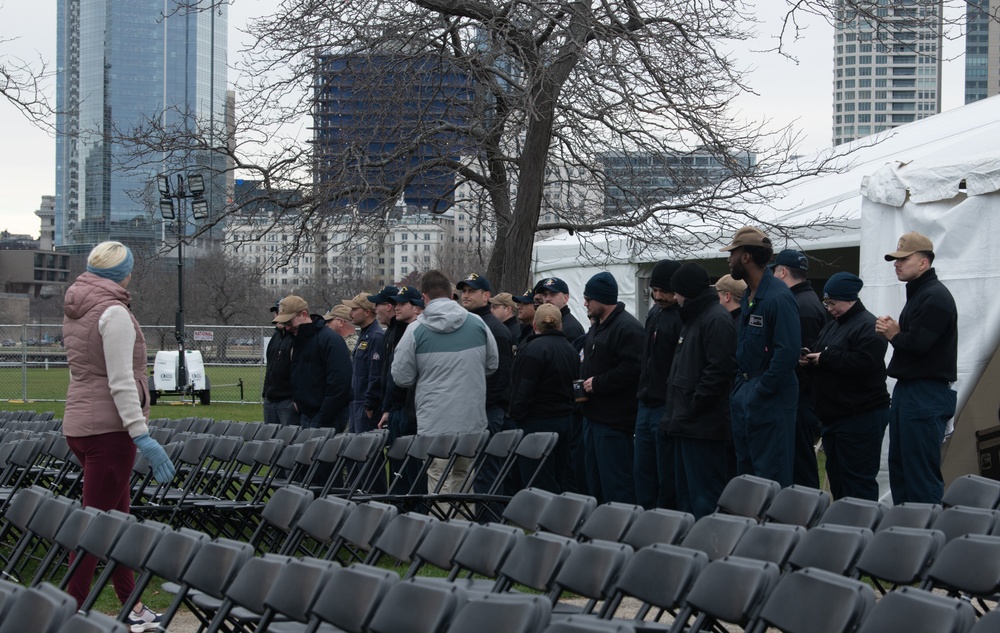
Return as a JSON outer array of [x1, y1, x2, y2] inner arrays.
[[392, 297, 499, 435]]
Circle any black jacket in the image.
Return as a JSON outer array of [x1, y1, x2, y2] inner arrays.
[[381, 318, 416, 425], [291, 316, 352, 430], [636, 303, 682, 406], [887, 269, 958, 383], [263, 328, 294, 401], [471, 305, 513, 409], [503, 317, 521, 351], [509, 330, 578, 421], [791, 281, 829, 396], [662, 288, 736, 440], [561, 305, 586, 341], [580, 302, 644, 431], [806, 301, 889, 421]]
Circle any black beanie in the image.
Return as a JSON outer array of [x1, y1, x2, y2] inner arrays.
[[584, 271, 619, 305], [824, 272, 863, 301], [670, 263, 710, 299], [650, 260, 682, 292]]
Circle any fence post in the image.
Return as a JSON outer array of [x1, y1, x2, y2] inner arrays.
[[20, 324, 27, 401]]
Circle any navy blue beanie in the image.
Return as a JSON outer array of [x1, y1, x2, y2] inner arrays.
[[584, 271, 618, 305], [824, 272, 863, 302], [650, 260, 682, 292]]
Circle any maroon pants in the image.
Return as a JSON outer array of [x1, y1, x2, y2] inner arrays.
[[65, 431, 137, 608]]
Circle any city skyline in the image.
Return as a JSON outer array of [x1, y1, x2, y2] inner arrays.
[[0, 2, 968, 238]]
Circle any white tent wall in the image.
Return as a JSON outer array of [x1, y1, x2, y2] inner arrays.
[[860, 158, 1000, 485]]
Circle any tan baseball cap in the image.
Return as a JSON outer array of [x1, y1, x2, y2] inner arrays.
[[342, 292, 375, 312], [323, 304, 352, 321], [272, 295, 308, 324], [884, 231, 934, 261], [488, 292, 516, 308], [714, 274, 747, 299], [720, 226, 772, 252]]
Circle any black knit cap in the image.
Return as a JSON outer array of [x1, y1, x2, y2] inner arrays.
[[670, 263, 710, 299], [650, 260, 682, 292], [584, 271, 618, 305], [824, 272, 863, 302]]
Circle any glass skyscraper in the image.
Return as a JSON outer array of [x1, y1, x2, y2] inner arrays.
[[55, 0, 227, 252], [965, 0, 1000, 104]]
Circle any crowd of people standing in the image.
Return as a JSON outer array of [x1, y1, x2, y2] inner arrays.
[[261, 225, 958, 517]]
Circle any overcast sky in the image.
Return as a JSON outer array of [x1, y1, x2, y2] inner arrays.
[[0, 2, 966, 237]]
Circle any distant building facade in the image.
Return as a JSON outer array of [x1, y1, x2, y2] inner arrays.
[[964, 0, 1000, 103], [833, 0, 943, 146]]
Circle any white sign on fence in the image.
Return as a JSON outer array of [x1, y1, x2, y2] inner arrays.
[[193, 330, 214, 342]]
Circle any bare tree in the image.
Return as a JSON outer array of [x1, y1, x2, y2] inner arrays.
[[434, 241, 493, 286], [0, 33, 52, 126], [116, 0, 975, 290]]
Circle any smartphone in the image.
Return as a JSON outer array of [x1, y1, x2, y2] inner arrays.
[[801, 347, 811, 356]]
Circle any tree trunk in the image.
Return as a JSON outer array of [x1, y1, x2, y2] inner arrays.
[[487, 82, 558, 292]]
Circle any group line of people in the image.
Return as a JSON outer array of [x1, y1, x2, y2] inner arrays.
[[261, 226, 958, 519]]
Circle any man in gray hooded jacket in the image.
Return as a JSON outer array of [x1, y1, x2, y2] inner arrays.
[[392, 269, 499, 493]]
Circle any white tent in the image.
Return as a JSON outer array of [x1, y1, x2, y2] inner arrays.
[[533, 95, 1000, 324], [860, 151, 1000, 482], [532, 95, 1000, 483]]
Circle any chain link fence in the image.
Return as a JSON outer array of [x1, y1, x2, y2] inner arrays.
[[0, 324, 271, 404]]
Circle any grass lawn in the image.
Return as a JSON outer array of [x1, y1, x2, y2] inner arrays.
[[0, 365, 267, 421]]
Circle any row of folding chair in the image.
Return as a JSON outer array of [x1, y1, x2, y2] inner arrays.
[[0, 409, 56, 422], [5, 483, 1000, 633]]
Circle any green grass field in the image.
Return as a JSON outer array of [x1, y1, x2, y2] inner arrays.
[[0, 365, 267, 420]]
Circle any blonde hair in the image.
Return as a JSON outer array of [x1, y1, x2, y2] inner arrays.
[[533, 304, 563, 332], [87, 241, 130, 269]]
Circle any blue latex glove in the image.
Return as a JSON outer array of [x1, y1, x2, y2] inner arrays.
[[133, 434, 176, 484]]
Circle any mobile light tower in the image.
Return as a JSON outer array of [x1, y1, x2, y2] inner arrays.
[[157, 173, 209, 395]]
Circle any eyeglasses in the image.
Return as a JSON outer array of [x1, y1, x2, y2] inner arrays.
[[822, 300, 839, 308]]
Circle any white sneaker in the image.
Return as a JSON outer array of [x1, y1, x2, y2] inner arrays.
[[128, 605, 163, 632]]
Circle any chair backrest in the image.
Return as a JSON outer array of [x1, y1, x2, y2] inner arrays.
[[72, 510, 137, 564], [681, 514, 755, 561], [930, 506, 1000, 542], [673, 556, 781, 631], [715, 475, 780, 521], [494, 532, 576, 593], [785, 524, 872, 576], [970, 607, 1000, 633], [923, 534, 1000, 598], [178, 538, 255, 599], [541, 618, 637, 633], [138, 528, 210, 582], [215, 554, 291, 618], [327, 501, 398, 561], [502, 487, 557, 531], [854, 527, 945, 591], [750, 567, 875, 633], [854, 586, 976, 633], [57, 611, 130, 633], [762, 485, 832, 528], [260, 557, 337, 625], [818, 497, 886, 530], [576, 502, 642, 543], [259, 485, 315, 533], [366, 579, 466, 633], [731, 523, 805, 568], [447, 593, 551, 633], [536, 493, 598, 538], [406, 519, 473, 578], [0, 583, 76, 633], [449, 522, 523, 580], [309, 564, 399, 632], [942, 474, 1000, 510], [367, 512, 436, 565], [877, 502, 941, 532], [283, 496, 355, 553], [621, 508, 695, 550], [2, 486, 52, 531], [550, 540, 633, 605], [26, 496, 80, 542], [599, 542, 707, 620]]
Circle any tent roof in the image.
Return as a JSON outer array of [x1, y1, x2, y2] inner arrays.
[[534, 94, 1000, 271]]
